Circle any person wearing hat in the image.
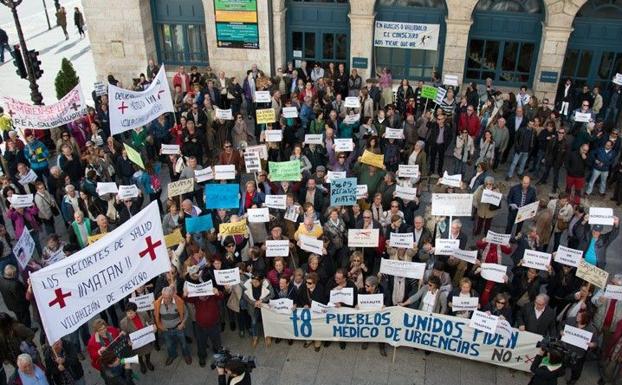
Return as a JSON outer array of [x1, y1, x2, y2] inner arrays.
[[574, 214, 619, 269]]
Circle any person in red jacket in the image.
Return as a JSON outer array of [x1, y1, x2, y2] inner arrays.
[[172, 65, 191, 94], [183, 283, 223, 367], [458, 105, 481, 138], [86, 319, 121, 372]]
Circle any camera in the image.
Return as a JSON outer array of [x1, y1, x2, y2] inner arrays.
[[210, 348, 256, 372], [536, 336, 579, 366]]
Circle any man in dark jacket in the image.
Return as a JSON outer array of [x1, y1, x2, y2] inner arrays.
[[505, 176, 537, 235], [503, 106, 528, 163], [586, 140, 617, 196], [537, 126, 568, 193], [506, 118, 534, 180], [573, 215, 619, 269], [326, 268, 358, 349], [0, 265, 31, 328], [517, 294, 556, 337], [565, 143, 590, 205], [427, 113, 452, 176]]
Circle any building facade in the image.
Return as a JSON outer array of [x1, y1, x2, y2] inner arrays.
[[83, 0, 622, 102]]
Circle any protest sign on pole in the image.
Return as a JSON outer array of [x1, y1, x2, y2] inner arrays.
[[434, 87, 447, 105], [348, 229, 380, 248], [576, 259, 609, 288], [167, 178, 194, 198], [330, 178, 357, 206], [431, 194, 473, 216], [13, 230, 36, 269], [128, 293, 154, 312], [244, 152, 261, 173], [589, 207, 614, 226], [421, 85, 437, 99], [486, 231, 511, 246], [256, 108, 276, 124], [265, 240, 290, 257], [379, 259, 425, 279], [515, 201, 539, 224], [204, 184, 239, 209], [214, 268, 241, 285], [269, 160, 302, 181]]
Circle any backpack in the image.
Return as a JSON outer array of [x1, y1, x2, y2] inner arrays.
[[150, 174, 161, 192]]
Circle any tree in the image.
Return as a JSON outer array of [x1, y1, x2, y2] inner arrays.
[[54, 58, 79, 99]]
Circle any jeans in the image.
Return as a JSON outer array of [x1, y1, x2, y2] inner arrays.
[[505, 208, 524, 235], [586, 169, 609, 194], [429, 142, 447, 175], [162, 329, 191, 358], [539, 164, 561, 190], [507, 152, 529, 178], [453, 158, 466, 175], [195, 324, 222, 360], [247, 307, 263, 337], [605, 106, 620, 126]]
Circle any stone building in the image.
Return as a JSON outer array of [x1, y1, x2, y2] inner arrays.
[[83, 0, 622, 102]]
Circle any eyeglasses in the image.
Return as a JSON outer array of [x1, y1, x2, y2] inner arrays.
[[496, 301, 506, 305], [582, 104, 589, 107], [306, 281, 314, 285]]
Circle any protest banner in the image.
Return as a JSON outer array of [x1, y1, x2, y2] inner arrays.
[[304, 134, 323, 145], [214, 165, 236, 180], [265, 130, 283, 142], [8, 194, 33, 208], [589, 207, 614, 226], [358, 294, 384, 310], [265, 194, 286, 210], [247, 208, 270, 223], [344, 96, 361, 109], [214, 268, 241, 285], [379, 259, 425, 279], [356, 185, 368, 199], [576, 259, 609, 288], [481, 263, 507, 283], [470, 310, 499, 334], [109, 66, 174, 135], [244, 152, 261, 173], [129, 325, 156, 350], [486, 231, 511, 246], [204, 184, 240, 209], [348, 229, 380, 248], [118, 185, 139, 200], [269, 160, 301, 181], [334, 138, 355, 152], [522, 250, 552, 271], [215, 108, 233, 120], [13, 230, 35, 269], [256, 108, 276, 124], [326, 171, 346, 184], [254, 90, 271, 103], [261, 306, 541, 371], [128, 293, 154, 312], [552, 246, 581, 268], [87, 233, 107, 245], [164, 229, 183, 248], [452, 249, 478, 264], [219, 220, 247, 236], [167, 178, 194, 198], [395, 185, 417, 201], [421, 85, 437, 99], [282, 106, 298, 118], [160, 144, 180, 155], [123, 144, 144, 169], [330, 177, 357, 206], [389, 233, 414, 249], [329, 287, 354, 306], [194, 167, 214, 183], [360, 150, 385, 169], [185, 280, 214, 297], [3, 84, 87, 130], [604, 285, 622, 301], [385, 128, 404, 139], [435, 239, 460, 256], [270, 298, 294, 315], [431, 193, 473, 217], [574, 112, 592, 123], [298, 235, 324, 255], [481, 190, 502, 205], [96, 182, 118, 196], [185, 215, 214, 234], [443, 74, 459, 87], [440, 171, 462, 188], [398, 164, 419, 179], [94, 81, 107, 96], [30, 201, 170, 344], [451, 297, 479, 312], [561, 325, 592, 350], [515, 201, 539, 223], [373, 21, 441, 51], [434, 87, 447, 105], [343, 113, 360, 125], [265, 240, 290, 257]]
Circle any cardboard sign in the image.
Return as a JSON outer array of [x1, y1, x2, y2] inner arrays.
[[589, 207, 614, 226], [96, 182, 118, 196], [604, 285, 622, 301], [379, 259, 425, 279], [486, 231, 511, 247], [356, 185, 368, 199], [265, 130, 283, 142], [118, 185, 140, 199], [452, 249, 478, 264], [282, 106, 298, 118], [167, 178, 194, 198], [13, 230, 36, 269], [215, 108, 233, 120], [265, 195, 287, 210], [214, 268, 241, 286], [9, 194, 33, 208], [87, 233, 107, 245], [128, 293, 155, 312], [574, 112, 592, 123], [94, 81, 107, 96], [389, 233, 414, 249], [256, 108, 276, 124], [451, 296, 479, 312], [434, 87, 447, 105], [129, 326, 156, 350], [395, 185, 417, 201], [344, 97, 361, 109], [265, 240, 290, 257], [398, 164, 419, 179], [219, 220, 248, 236], [164, 229, 183, 248], [554, 246, 582, 267], [255, 90, 271, 103], [515, 201, 539, 224], [326, 171, 346, 184], [214, 165, 236, 180], [246, 144, 268, 160], [435, 239, 460, 256], [360, 150, 384, 169], [123, 143, 144, 169], [304, 134, 323, 145], [443, 74, 459, 87], [329, 287, 354, 306], [561, 324, 592, 350], [481, 263, 507, 283], [348, 229, 380, 248], [244, 152, 261, 173], [440, 171, 462, 188], [298, 235, 324, 255], [576, 259, 609, 288], [614, 73, 622, 86], [269, 160, 302, 182], [204, 184, 239, 209], [334, 138, 355, 152], [185, 214, 214, 233], [431, 193, 473, 217], [469, 310, 499, 334], [270, 298, 294, 314], [358, 294, 384, 310], [330, 177, 357, 206], [481, 189, 502, 206], [522, 250, 552, 271], [194, 167, 214, 183], [421, 85, 437, 99], [161, 144, 180, 155], [285, 205, 300, 222], [385, 128, 404, 139], [247, 207, 270, 223], [185, 280, 214, 297]]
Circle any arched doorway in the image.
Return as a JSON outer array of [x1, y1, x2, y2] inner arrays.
[[374, 0, 447, 80], [561, 0, 622, 89], [151, 0, 209, 65], [465, 0, 544, 87], [286, 0, 350, 69]]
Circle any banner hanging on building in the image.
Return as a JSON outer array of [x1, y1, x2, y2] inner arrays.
[[3, 84, 87, 130], [109, 65, 174, 135], [262, 306, 541, 372], [374, 21, 440, 51], [214, 0, 259, 49], [31, 201, 170, 344]]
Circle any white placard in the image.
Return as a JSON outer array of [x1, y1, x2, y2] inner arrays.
[[265, 240, 290, 257], [129, 326, 156, 350], [435, 239, 460, 256], [398, 164, 419, 179], [385, 128, 404, 139], [329, 287, 354, 306], [496, 319, 514, 339], [614, 73, 622, 86], [284, 205, 300, 222], [486, 231, 511, 247], [343, 114, 360, 125], [348, 229, 380, 248], [265, 130, 283, 142], [374, 20, 440, 51], [311, 300, 332, 314], [255, 90, 271, 103], [522, 250, 552, 271], [96, 182, 118, 196], [214, 268, 241, 285], [13, 230, 36, 269], [604, 285, 622, 301], [161, 144, 180, 155], [481, 189, 502, 206], [440, 171, 462, 188], [515, 201, 539, 224], [358, 294, 384, 310], [443, 74, 459, 87], [389, 233, 414, 249], [247, 207, 270, 223], [293, 50, 302, 58], [8, 194, 33, 208], [344, 97, 361, 109], [304, 134, 323, 145], [246, 145, 268, 160], [481, 263, 507, 283], [395, 185, 417, 201], [561, 324, 592, 350], [326, 170, 347, 184], [185, 280, 214, 297], [469, 310, 499, 334], [554, 246, 582, 268], [270, 298, 294, 314], [265, 195, 287, 210], [94, 81, 107, 96], [194, 167, 214, 183], [334, 138, 354, 152], [431, 193, 473, 217], [452, 249, 478, 264], [282, 106, 298, 118], [214, 164, 236, 180], [589, 207, 614, 226], [117, 185, 140, 199], [434, 87, 447, 105], [379, 259, 425, 279], [129, 293, 155, 312], [451, 296, 479, 312], [215, 108, 233, 120], [244, 152, 261, 173], [574, 112, 592, 123], [299, 235, 324, 255]]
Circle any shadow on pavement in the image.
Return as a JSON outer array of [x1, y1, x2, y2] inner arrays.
[[69, 46, 91, 61]]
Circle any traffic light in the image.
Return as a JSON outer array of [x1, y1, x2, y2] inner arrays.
[[12, 45, 27, 79], [27, 50, 43, 79]]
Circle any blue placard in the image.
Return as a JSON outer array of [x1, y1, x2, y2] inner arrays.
[[205, 183, 240, 209], [539, 71, 559, 84], [185, 214, 214, 234], [330, 177, 357, 206]]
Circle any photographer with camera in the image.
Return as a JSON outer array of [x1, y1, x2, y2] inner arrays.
[[528, 347, 565, 385], [560, 311, 597, 385], [216, 359, 251, 385]]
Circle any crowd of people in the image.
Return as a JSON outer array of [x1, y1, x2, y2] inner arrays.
[[0, 57, 621, 385]]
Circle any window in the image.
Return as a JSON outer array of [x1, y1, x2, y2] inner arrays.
[[465, 39, 535, 84]]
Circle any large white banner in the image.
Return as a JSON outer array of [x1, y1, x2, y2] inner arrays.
[[109, 65, 174, 135], [3, 84, 87, 130], [261, 306, 541, 372], [31, 201, 170, 344], [374, 21, 440, 51]]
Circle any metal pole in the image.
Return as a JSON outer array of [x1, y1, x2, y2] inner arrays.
[[42, 0, 52, 30]]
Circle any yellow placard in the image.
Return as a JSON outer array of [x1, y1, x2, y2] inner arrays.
[[164, 229, 183, 248], [167, 178, 194, 198], [219, 219, 248, 236], [88, 233, 107, 245], [360, 150, 385, 169], [256, 108, 276, 125], [576, 259, 609, 288], [215, 10, 257, 23]]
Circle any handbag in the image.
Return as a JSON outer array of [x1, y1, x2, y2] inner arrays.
[[556, 218, 568, 231], [38, 192, 60, 216]]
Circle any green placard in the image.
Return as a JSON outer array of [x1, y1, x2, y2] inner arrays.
[[269, 160, 302, 182], [352, 57, 368, 69], [421, 85, 438, 99], [214, 0, 256, 11]]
